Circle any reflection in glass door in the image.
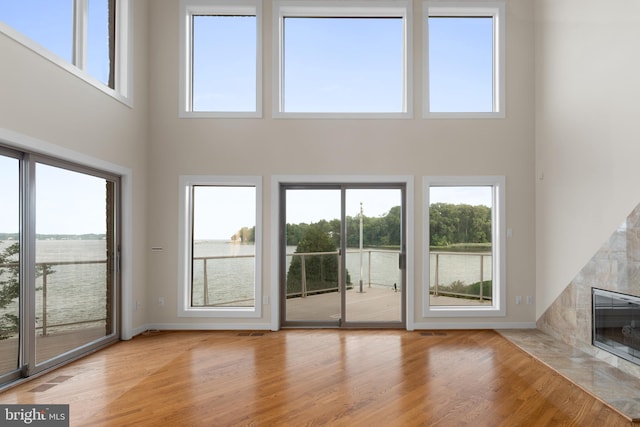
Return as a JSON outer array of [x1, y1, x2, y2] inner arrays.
[[283, 189, 341, 325], [0, 152, 21, 384], [344, 189, 403, 324], [281, 184, 405, 328], [33, 162, 118, 370]]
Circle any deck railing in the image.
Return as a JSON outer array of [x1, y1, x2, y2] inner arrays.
[[0, 260, 108, 336], [430, 251, 492, 302], [193, 249, 492, 303]]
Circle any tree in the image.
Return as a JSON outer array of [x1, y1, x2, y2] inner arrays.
[[429, 203, 492, 247], [0, 243, 20, 340], [286, 224, 350, 296], [0, 242, 53, 340]]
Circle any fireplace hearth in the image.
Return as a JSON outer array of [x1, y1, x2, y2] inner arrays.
[[593, 288, 640, 366]]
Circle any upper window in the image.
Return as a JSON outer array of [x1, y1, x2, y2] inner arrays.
[[179, 0, 262, 118], [0, 0, 131, 102], [178, 176, 262, 317], [273, 1, 412, 118], [424, 1, 505, 118], [423, 176, 505, 317]]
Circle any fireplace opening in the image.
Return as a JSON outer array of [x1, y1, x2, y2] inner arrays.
[[593, 288, 640, 366]]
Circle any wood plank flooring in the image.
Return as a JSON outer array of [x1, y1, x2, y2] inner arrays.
[[0, 329, 635, 426]]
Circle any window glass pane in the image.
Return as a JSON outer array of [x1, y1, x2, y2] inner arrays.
[[0, 155, 20, 375], [429, 186, 492, 307], [428, 17, 493, 112], [191, 186, 256, 307], [192, 15, 257, 112], [0, 0, 73, 63], [283, 17, 404, 113], [87, 0, 113, 86], [35, 163, 112, 364]]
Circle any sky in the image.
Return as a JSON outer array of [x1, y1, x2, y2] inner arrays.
[[0, 7, 495, 237], [190, 186, 492, 240], [0, 158, 108, 235], [0, 0, 111, 85], [188, 12, 493, 113]]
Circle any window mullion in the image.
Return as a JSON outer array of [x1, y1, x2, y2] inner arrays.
[[73, 0, 88, 70]]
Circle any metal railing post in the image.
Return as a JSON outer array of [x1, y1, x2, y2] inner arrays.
[[203, 259, 209, 306], [42, 265, 48, 336], [368, 250, 372, 288], [434, 253, 439, 297], [301, 254, 307, 298], [479, 254, 484, 302]]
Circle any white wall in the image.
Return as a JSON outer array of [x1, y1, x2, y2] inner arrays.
[[147, 0, 537, 329], [0, 1, 150, 336], [535, 0, 640, 317]]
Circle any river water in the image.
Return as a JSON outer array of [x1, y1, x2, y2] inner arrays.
[[0, 240, 492, 325]]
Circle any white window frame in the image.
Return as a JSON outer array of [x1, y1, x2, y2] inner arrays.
[[179, 0, 262, 118], [178, 175, 262, 318], [0, 0, 133, 105], [423, 1, 505, 119], [422, 176, 506, 317], [272, 0, 413, 119]]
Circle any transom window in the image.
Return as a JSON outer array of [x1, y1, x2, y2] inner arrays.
[[423, 176, 505, 317], [0, 0, 131, 102], [178, 176, 262, 317], [179, 0, 262, 117], [424, 1, 505, 118], [273, 1, 412, 118]]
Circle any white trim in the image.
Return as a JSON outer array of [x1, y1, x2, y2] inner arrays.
[[0, 0, 133, 106], [272, 0, 413, 119], [422, 0, 505, 118], [422, 175, 506, 318], [177, 175, 263, 318], [144, 323, 273, 331], [178, 0, 262, 118], [0, 127, 135, 340], [412, 322, 535, 330], [270, 174, 414, 331]]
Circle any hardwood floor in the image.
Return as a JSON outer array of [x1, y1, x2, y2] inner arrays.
[[0, 329, 635, 426]]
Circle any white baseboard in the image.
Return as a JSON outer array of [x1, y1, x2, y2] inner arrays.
[[412, 322, 537, 330], [133, 323, 274, 334]]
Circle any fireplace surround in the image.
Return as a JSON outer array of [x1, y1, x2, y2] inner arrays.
[[593, 288, 640, 366]]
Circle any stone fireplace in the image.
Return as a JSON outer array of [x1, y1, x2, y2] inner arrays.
[[537, 203, 640, 379], [593, 288, 640, 366]]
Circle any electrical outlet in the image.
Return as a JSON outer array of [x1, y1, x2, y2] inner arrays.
[[515, 296, 522, 305], [526, 296, 533, 305]]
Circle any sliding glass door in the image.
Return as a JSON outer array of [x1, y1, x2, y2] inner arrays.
[[32, 162, 118, 372], [0, 151, 21, 385], [280, 183, 405, 328], [0, 148, 120, 386]]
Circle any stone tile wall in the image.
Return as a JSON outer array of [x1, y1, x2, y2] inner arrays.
[[537, 204, 640, 378]]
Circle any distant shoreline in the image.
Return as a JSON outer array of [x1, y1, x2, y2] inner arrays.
[[0, 233, 106, 241]]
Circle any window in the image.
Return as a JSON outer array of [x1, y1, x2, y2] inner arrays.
[[424, 1, 505, 118], [178, 176, 262, 317], [179, 0, 262, 117], [0, 0, 131, 102], [273, 1, 412, 118], [423, 176, 505, 316], [0, 145, 121, 386]]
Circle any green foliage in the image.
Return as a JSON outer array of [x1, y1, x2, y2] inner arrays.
[[0, 242, 54, 340], [286, 224, 351, 296], [0, 243, 20, 340], [433, 280, 492, 300], [429, 203, 491, 247]]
